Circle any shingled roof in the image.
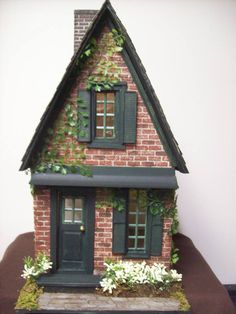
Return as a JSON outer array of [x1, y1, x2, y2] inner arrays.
[[20, 0, 188, 173]]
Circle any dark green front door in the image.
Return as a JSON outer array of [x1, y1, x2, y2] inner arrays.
[[57, 189, 95, 274]]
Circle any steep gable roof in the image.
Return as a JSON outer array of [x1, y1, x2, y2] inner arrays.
[[20, 0, 188, 173]]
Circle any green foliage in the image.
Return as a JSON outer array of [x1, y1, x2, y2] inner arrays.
[[30, 183, 35, 196], [111, 29, 125, 48], [21, 252, 52, 280], [77, 96, 90, 139], [31, 28, 125, 176], [147, 191, 179, 234], [171, 245, 180, 265], [85, 29, 125, 91], [112, 197, 126, 212], [79, 164, 93, 177], [15, 278, 43, 310], [33, 100, 90, 176], [148, 192, 166, 216], [170, 290, 191, 311], [100, 260, 182, 294], [147, 190, 180, 265], [76, 37, 97, 71], [95, 189, 125, 211]]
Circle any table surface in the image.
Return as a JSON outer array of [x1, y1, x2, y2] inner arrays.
[[0, 232, 235, 314]]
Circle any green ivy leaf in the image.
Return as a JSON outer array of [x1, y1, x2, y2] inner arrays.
[[52, 165, 61, 172], [82, 121, 88, 127], [65, 104, 71, 112], [84, 49, 91, 56], [95, 85, 101, 92], [77, 97, 84, 103], [61, 167, 67, 175], [115, 46, 123, 52], [37, 164, 47, 173], [80, 165, 92, 177], [68, 120, 76, 127], [112, 29, 118, 35], [81, 112, 89, 118]]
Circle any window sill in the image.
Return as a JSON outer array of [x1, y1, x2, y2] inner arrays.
[[125, 252, 150, 259], [88, 141, 125, 149]]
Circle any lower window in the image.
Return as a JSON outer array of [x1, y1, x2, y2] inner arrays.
[[127, 190, 148, 254], [112, 188, 163, 258]]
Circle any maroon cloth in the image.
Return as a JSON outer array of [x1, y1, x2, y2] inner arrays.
[[0, 232, 34, 314], [174, 233, 236, 314], [0, 232, 235, 314]]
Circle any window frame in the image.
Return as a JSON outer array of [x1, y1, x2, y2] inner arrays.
[[95, 92, 116, 140], [125, 189, 152, 259], [62, 196, 84, 225], [88, 83, 127, 149]]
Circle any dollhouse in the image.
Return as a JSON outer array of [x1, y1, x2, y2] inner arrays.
[[20, 0, 188, 287]]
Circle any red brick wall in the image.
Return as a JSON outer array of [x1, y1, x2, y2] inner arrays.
[[33, 187, 172, 271], [33, 187, 51, 257]]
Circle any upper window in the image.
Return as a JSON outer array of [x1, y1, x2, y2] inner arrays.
[[78, 86, 137, 148], [95, 92, 116, 139]]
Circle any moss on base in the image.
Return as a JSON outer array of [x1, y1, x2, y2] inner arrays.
[[15, 278, 43, 310], [170, 290, 191, 311]]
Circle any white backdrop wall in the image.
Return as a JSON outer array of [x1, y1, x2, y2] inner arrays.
[[0, 0, 235, 284]]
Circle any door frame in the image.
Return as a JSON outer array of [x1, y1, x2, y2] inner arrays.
[[50, 187, 95, 274]]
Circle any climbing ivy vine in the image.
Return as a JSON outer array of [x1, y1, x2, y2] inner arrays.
[[33, 28, 125, 176], [86, 29, 125, 91], [147, 190, 179, 236], [33, 98, 91, 176], [147, 190, 180, 265]]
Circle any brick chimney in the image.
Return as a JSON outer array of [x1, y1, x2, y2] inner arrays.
[[74, 10, 98, 53]]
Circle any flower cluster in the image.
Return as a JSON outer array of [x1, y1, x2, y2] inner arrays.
[[100, 261, 182, 294], [21, 253, 52, 280]]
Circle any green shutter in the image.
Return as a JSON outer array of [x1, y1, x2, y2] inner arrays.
[[124, 91, 137, 144], [77, 90, 91, 142], [150, 214, 163, 256], [112, 190, 127, 254]]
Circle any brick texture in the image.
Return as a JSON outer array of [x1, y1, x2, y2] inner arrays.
[[74, 10, 98, 52], [33, 187, 51, 257]]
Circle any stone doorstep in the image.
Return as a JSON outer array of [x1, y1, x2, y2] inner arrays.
[[38, 292, 180, 311]]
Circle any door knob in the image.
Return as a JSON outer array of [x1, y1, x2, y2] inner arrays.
[[80, 225, 85, 232]]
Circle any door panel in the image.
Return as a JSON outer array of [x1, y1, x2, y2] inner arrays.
[[60, 230, 83, 269]]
